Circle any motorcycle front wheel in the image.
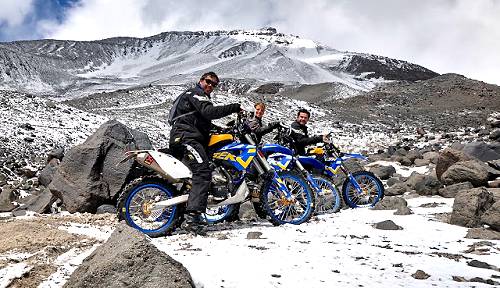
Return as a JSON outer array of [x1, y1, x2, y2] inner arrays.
[[260, 170, 315, 226], [342, 171, 384, 208], [313, 174, 341, 214]]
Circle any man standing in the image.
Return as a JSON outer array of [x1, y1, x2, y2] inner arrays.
[[289, 108, 327, 155], [168, 72, 240, 235]]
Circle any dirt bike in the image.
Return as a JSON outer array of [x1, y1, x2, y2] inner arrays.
[[116, 113, 315, 237], [204, 123, 342, 224], [276, 126, 385, 208]]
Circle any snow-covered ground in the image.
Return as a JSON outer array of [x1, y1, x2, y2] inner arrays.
[[152, 197, 499, 288], [0, 196, 498, 287]]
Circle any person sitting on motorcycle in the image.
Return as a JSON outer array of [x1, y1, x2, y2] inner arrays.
[[245, 102, 281, 144], [289, 108, 329, 155], [168, 71, 241, 235]]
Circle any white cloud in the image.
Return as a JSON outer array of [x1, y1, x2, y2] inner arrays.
[[31, 0, 500, 85], [0, 0, 34, 27]]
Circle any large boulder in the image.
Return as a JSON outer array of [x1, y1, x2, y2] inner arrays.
[[481, 201, 500, 231], [14, 187, 56, 214], [414, 175, 441, 196], [462, 142, 500, 162], [435, 148, 471, 181], [438, 182, 473, 198], [441, 160, 489, 187], [38, 158, 59, 187], [64, 224, 194, 288], [368, 165, 396, 180], [450, 188, 495, 228], [0, 185, 17, 212], [49, 120, 153, 213]]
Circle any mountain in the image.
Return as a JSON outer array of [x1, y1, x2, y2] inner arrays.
[[0, 27, 437, 97]]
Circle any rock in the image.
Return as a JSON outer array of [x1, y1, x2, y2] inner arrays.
[[414, 175, 441, 196], [435, 148, 471, 180], [394, 206, 413, 215], [0, 186, 17, 212], [441, 160, 489, 187], [467, 260, 497, 270], [47, 147, 65, 162], [64, 224, 193, 288], [490, 129, 500, 141], [38, 158, 59, 187], [489, 179, 500, 188], [385, 183, 407, 196], [246, 231, 263, 239], [373, 220, 403, 230], [386, 177, 403, 187], [488, 188, 500, 201], [465, 228, 500, 240], [422, 151, 439, 164], [450, 188, 495, 228], [373, 196, 408, 211], [406, 150, 422, 163], [96, 204, 117, 214], [369, 165, 396, 180], [411, 270, 430, 280], [20, 166, 37, 178], [481, 201, 500, 231], [414, 158, 430, 166], [462, 142, 500, 162], [13, 187, 56, 214], [49, 120, 153, 213], [438, 182, 473, 198]]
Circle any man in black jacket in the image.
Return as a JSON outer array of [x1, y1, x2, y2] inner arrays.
[[168, 71, 240, 235], [289, 108, 326, 155]]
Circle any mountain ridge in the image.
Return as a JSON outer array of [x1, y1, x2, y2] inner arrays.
[[0, 27, 438, 97]]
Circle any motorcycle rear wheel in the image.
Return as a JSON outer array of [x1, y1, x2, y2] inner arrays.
[[117, 177, 180, 237]]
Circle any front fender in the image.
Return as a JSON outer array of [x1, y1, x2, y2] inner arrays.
[[262, 144, 294, 155]]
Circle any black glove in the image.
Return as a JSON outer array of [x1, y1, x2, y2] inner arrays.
[[270, 121, 281, 129]]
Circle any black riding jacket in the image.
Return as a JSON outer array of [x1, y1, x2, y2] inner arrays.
[[289, 121, 323, 155], [169, 84, 240, 145], [245, 115, 278, 143]]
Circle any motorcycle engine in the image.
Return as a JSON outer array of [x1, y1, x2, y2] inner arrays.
[[210, 166, 231, 200]]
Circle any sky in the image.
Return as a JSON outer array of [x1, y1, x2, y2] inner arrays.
[[0, 0, 499, 85]]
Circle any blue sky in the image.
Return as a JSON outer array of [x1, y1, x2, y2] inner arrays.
[[0, 0, 499, 85], [0, 0, 78, 42]]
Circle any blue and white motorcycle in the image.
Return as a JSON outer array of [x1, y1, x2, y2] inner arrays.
[[117, 113, 315, 237]]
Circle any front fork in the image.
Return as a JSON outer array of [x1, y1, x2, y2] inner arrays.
[[295, 160, 321, 194]]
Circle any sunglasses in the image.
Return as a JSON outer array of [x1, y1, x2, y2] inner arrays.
[[204, 78, 218, 87]]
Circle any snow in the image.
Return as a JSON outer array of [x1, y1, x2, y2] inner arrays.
[[150, 196, 499, 288], [38, 246, 99, 288], [0, 263, 31, 288]]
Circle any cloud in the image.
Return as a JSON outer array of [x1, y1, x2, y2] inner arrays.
[[2, 0, 500, 85], [0, 0, 34, 27]]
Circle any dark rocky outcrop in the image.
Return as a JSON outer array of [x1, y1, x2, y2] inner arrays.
[[481, 201, 500, 232], [441, 160, 489, 187], [438, 182, 473, 198], [436, 149, 471, 181], [462, 142, 500, 162], [49, 120, 153, 213], [450, 188, 495, 228], [64, 224, 194, 288]]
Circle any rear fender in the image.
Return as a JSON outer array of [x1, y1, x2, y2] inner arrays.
[[126, 150, 192, 181]]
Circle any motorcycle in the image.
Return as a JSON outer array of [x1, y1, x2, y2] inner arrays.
[[272, 124, 384, 209], [303, 133, 385, 208], [116, 112, 315, 237]]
